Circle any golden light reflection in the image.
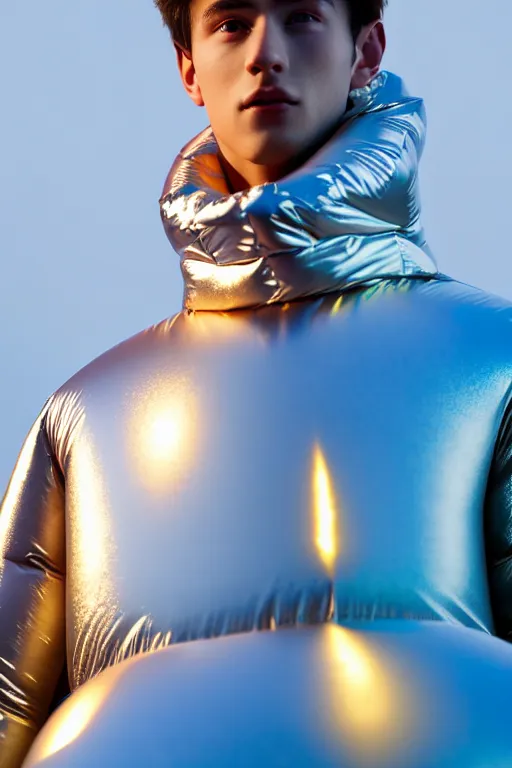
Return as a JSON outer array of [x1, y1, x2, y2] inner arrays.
[[322, 626, 419, 766], [68, 433, 115, 620], [312, 443, 339, 573], [185, 256, 264, 289], [129, 379, 198, 496], [0, 418, 43, 562], [331, 295, 344, 315], [147, 410, 183, 460], [28, 679, 109, 763], [187, 311, 262, 345]]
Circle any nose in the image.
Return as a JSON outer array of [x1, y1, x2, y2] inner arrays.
[[245, 17, 289, 76]]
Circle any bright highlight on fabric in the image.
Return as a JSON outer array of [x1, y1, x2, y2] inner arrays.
[[129, 380, 198, 496], [312, 443, 338, 572], [35, 688, 102, 760], [324, 626, 417, 765]]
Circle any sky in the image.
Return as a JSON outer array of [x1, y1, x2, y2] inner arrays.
[[0, 0, 511, 489]]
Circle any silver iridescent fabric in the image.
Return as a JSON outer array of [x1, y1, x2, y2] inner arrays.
[[160, 71, 438, 311], [3, 70, 512, 768]]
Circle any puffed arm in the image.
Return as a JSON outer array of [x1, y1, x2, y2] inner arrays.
[[485, 395, 512, 640], [0, 400, 66, 768]]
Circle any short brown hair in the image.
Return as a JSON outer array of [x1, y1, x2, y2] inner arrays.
[[155, 0, 387, 52]]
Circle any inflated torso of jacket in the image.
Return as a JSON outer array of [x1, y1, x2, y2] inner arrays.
[[2, 71, 512, 767]]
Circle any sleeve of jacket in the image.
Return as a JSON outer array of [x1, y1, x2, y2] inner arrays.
[[0, 398, 66, 768], [485, 393, 512, 640]]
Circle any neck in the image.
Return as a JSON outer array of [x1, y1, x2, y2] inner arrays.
[[218, 150, 292, 193], [217, 112, 350, 194]]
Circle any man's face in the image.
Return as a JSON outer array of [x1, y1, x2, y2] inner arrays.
[[178, 0, 382, 187]]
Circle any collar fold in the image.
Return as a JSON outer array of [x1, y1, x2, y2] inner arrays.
[[160, 71, 437, 311]]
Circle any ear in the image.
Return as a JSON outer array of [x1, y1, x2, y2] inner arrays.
[[174, 42, 205, 107], [350, 21, 386, 90]]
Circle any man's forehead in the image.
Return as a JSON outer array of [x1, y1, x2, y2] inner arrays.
[[194, 0, 338, 24]]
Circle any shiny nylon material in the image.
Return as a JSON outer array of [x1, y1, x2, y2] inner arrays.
[[20, 624, 512, 768], [3, 279, 512, 766], [2, 71, 512, 766], [160, 71, 438, 311]]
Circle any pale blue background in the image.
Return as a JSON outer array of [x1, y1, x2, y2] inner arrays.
[[1, 0, 511, 488]]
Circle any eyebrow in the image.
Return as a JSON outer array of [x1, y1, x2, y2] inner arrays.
[[201, 0, 334, 25]]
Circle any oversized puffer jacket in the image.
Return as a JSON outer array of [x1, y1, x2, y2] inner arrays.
[[2, 71, 512, 767]]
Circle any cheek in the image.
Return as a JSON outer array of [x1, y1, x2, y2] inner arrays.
[[194, 64, 242, 142], [197, 61, 239, 112], [296, 38, 352, 86]]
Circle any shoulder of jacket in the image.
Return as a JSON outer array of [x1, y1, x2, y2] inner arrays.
[[42, 311, 185, 451], [427, 275, 512, 330]]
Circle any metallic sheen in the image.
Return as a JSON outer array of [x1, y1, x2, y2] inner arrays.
[[160, 72, 438, 311], [2, 71, 512, 766], [22, 623, 512, 767]]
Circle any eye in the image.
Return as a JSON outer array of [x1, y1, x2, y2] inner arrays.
[[288, 11, 319, 23], [217, 18, 248, 34]]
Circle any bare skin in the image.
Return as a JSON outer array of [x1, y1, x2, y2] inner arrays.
[[176, 0, 385, 192]]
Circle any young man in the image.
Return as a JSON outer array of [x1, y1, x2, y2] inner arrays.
[[4, 1, 512, 766], [166, 0, 386, 192]]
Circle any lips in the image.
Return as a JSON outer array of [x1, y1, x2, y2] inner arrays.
[[242, 87, 298, 109], [250, 99, 286, 106]]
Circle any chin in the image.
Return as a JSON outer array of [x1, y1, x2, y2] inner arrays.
[[247, 141, 301, 172]]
